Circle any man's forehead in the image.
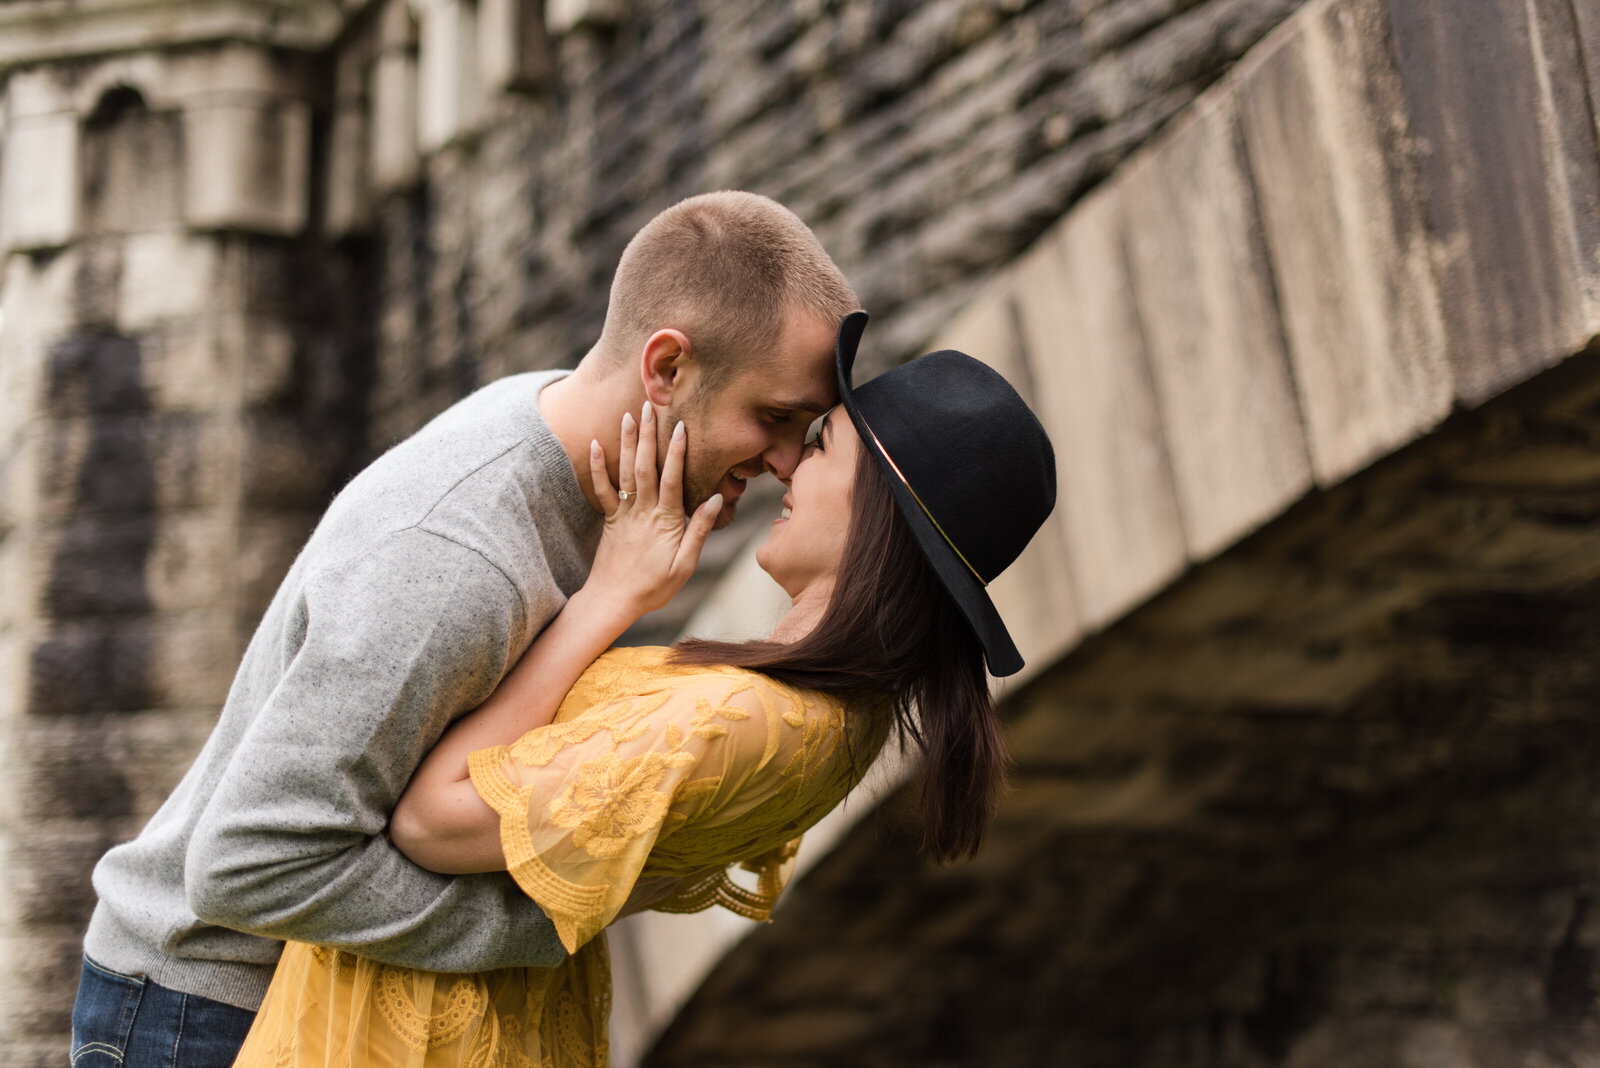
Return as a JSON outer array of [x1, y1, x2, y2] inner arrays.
[[768, 390, 835, 415], [730, 359, 837, 413]]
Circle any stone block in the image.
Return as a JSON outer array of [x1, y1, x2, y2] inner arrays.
[[11, 422, 84, 527], [44, 515, 157, 617], [1388, 0, 1600, 405], [241, 415, 342, 509], [371, 49, 421, 190], [0, 256, 73, 463], [1120, 92, 1314, 560], [0, 929, 81, 1044], [144, 314, 287, 418], [43, 332, 148, 418], [416, 0, 482, 153], [22, 610, 235, 718], [324, 101, 371, 236], [231, 319, 299, 408], [141, 322, 229, 412], [0, 632, 27, 720], [32, 415, 225, 521], [160, 41, 296, 104], [0, 528, 47, 630], [479, 0, 551, 93], [1237, 0, 1452, 485], [210, 238, 291, 319], [932, 287, 1085, 668], [117, 232, 219, 330], [146, 610, 239, 710], [0, 245, 76, 352], [3, 68, 74, 121], [0, 709, 216, 826], [144, 513, 233, 614], [379, 0, 420, 49], [1, 112, 79, 253], [1578, 4, 1600, 128], [0, 826, 109, 928], [1009, 190, 1188, 629], [25, 617, 153, 716], [5, 68, 78, 124], [171, 422, 245, 502], [546, 0, 626, 36], [64, 52, 177, 114], [236, 512, 316, 621], [182, 100, 311, 235], [79, 99, 184, 235], [59, 43, 300, 117], [70, 240, 125, 327]]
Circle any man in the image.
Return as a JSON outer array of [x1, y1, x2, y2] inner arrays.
[[71, 191, 859, 1068]]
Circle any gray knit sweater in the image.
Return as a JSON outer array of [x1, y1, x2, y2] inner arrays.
[[83, 370, 602, 1011]]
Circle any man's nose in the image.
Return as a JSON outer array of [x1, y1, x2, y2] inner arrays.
[[763, 433, 805, 480]]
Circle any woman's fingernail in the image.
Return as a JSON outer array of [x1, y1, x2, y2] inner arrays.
[[642, 402, 653, 422], [673, 421, 685, 443], [622, 412, 635, 430], [705, 493, 723, 513], [590, 439, 600, 455]]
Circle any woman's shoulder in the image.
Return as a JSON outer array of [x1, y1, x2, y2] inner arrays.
[[564, 646, 851, 723]]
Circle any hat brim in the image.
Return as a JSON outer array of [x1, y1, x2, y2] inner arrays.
[[832, 312, 1025, 678]]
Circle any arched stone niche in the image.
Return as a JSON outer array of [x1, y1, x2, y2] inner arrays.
[[0, 42, 315, 255], [81, 85, 183, 235]]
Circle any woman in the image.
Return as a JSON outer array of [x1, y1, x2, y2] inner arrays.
[[233, 313, 1056, 1067]]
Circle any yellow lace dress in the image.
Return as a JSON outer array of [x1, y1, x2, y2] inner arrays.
[[232, 646, 888, 1068]]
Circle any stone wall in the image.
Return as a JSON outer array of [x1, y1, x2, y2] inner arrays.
[[0, 43, 370, 1066], [13, 0, 1541, 1062]]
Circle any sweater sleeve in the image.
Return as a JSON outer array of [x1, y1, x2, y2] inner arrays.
[[185, 528, 568, 972]]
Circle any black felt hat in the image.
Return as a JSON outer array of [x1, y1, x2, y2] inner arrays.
[[834, 311, 1056, 677]]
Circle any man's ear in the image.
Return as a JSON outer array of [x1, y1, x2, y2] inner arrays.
[[640, 329, 692, 407]]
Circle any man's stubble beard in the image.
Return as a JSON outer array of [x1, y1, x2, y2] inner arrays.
[[666, 395, 738, 528]]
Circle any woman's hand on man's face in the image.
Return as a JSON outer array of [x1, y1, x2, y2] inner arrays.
[[581, 401, 723, 626]]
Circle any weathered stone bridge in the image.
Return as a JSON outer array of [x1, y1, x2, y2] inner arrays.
[[2, 0, 1598, 1064]]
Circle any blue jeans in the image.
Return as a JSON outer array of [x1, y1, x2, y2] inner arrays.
[[70, 956, 257, 1068]]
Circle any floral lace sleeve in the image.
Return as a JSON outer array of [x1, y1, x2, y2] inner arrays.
[[467, 671, 793, 954]]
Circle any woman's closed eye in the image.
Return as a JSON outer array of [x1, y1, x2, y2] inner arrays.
[[803, 415, 827, 452]]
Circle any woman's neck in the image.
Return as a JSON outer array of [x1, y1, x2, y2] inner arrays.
[[767, 579, 834, 645]]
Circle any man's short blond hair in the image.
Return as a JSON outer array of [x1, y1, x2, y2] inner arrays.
[[600, 191, 859, 383]]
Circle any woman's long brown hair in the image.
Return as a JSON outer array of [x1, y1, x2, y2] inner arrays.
[[672, 446, 1007, 862]]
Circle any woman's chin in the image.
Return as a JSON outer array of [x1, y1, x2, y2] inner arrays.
[[761, 537, 787, 578], [754, 541, 795, 594]]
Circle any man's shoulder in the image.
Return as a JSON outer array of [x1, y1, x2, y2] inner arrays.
[[383, 370, 567, 470], [300, 369, 593, 591], [338, 371, 573, 518]]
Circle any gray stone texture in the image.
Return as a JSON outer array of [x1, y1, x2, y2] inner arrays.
[[1238, 0, 1452, 485], [1009, 188, 1187, 630], [1120, 90, 1314, 560], [5, 0, 1600, 1062], [0, 44, 369, 1064], [1387, 0, 1600, 405]]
